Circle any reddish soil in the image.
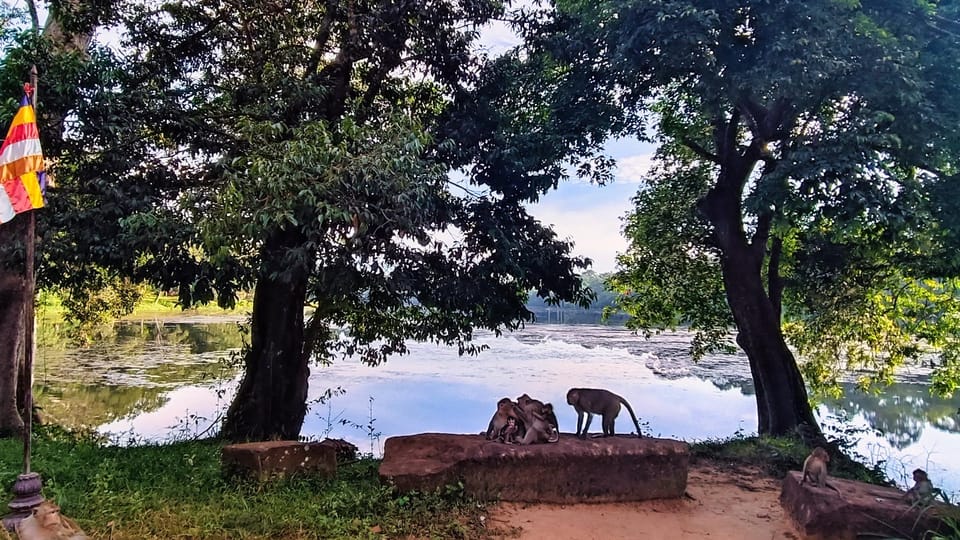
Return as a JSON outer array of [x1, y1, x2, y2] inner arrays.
[[485, 460, 801, 539]]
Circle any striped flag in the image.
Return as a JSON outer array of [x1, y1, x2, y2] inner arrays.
[[0, 89, 45, 224]]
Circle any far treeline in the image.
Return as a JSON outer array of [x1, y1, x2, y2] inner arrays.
[[1, 0, 959, 447]]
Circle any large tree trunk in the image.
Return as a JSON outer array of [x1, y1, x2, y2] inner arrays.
[[220, 229, 311, 441], [699, 118, 823, 443], [720, 246, 822, 437], [0, 269, 26, 438], [0, 214, 28, 437]]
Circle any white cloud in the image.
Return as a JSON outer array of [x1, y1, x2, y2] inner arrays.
[[528, 196, 633, 274], [615, 153, 656, 184], [477, 19, 521, 56]]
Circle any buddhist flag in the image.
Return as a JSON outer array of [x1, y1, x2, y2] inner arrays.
[[0, 90, 45, 224]]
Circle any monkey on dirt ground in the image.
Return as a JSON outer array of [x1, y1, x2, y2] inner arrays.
[[565, 387, 643, 438], [501, 416, 521, 444]]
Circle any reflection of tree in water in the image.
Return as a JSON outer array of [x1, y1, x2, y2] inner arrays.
[[37, 321, 245, 354], [821, 383, 960, 449], [31, 322, 243, 430], [113, 322, 245, 354], [34, 383, 170, 429]]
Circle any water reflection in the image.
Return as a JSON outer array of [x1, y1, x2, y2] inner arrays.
[[30, 318, 960, 496], [824, 383, 960, 449], [34, 320, 243, 429]]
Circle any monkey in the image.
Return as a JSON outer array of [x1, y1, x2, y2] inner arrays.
[[486, 397, 521, 440], [516, 393, 559, 432], [501, 416, 520, 444], [15, 500, 88, 540], [541, 402, 559, 433], [903, 468, 935, 504], [565, 387, 643, 439], [512, 403, 560, 444], [800, 447, 843, 497]]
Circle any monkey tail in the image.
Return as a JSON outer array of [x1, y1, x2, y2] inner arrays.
[[619, 397, 644, 437]]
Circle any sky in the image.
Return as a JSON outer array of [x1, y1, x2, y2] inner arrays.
[[525, 140, 657, 274], [478, 18, 658, 274]]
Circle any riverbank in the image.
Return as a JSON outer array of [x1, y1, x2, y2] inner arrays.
[[2, 428, 909, 539]]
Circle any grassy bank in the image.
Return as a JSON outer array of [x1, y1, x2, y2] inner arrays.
[[0, 427, 489, 539], [3, 428, 954, 539]]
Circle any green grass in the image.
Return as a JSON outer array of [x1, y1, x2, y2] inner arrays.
[[5, 428, 943, 539], [0, 427, 492, 539], [690, 432, 894, 485]]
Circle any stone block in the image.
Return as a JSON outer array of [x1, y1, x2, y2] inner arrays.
[[378, 433, 689, 503], [779, 470, 954, 539], [221, 440, 336, 482]]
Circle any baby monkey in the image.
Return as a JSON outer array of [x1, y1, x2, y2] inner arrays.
[[800, 446, 842, 497], [501, 416, 521, 444], [903, 468, 934, 504]]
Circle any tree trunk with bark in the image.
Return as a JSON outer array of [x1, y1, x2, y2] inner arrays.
[[0, 266, 26, 438], [220, 229, 312, 441], [697, 109, 824, 443]]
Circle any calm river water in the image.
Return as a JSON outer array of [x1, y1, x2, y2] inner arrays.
[[32, 317, 960, 497]]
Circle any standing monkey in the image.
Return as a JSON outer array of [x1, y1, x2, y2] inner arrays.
[[800, 447, 842, 496], [566, 387, 643, 438]]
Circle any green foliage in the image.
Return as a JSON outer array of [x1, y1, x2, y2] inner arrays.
[[931, 513, 960, 540], [606, 148, 734, 359], [536, 0, 960, 398], [0, 427, 495, 539], [55, 275, 143, 342], [786, 276, 960, 398]]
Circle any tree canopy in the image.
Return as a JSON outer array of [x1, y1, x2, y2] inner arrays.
[[520, 0, 960, 438], [2, 0, 616, 440]]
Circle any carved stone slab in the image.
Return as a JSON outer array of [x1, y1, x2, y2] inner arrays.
[[379, 433, 689, 503], [779, 470, 954, 539], [221, 440, 336, 482]]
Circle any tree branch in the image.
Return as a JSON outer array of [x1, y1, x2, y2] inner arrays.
[[681, 136, 719, 163]]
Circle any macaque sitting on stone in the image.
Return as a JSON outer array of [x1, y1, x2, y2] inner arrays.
[[904, 468, 935, 504], [15, 500, 88, 540], [501, 416, 520, 444]]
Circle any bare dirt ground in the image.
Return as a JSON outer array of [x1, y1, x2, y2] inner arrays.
[[485, 460, 802, 540]]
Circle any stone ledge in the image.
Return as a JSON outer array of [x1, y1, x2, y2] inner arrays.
[[378, 433, 689, 503], [221, 440, 336, 482], [779, 471, 954, 539]]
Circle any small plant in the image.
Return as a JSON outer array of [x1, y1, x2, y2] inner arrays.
[[930, 514, 960, 540]]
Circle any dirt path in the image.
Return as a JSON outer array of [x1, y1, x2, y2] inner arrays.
[[485, 461, 802, 539]]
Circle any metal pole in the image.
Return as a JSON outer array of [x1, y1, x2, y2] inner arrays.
[[21, 66, 38, 475]]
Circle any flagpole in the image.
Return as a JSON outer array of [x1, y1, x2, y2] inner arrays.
[[2, 67, 45, 533], [22, 65, 38, 476]]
